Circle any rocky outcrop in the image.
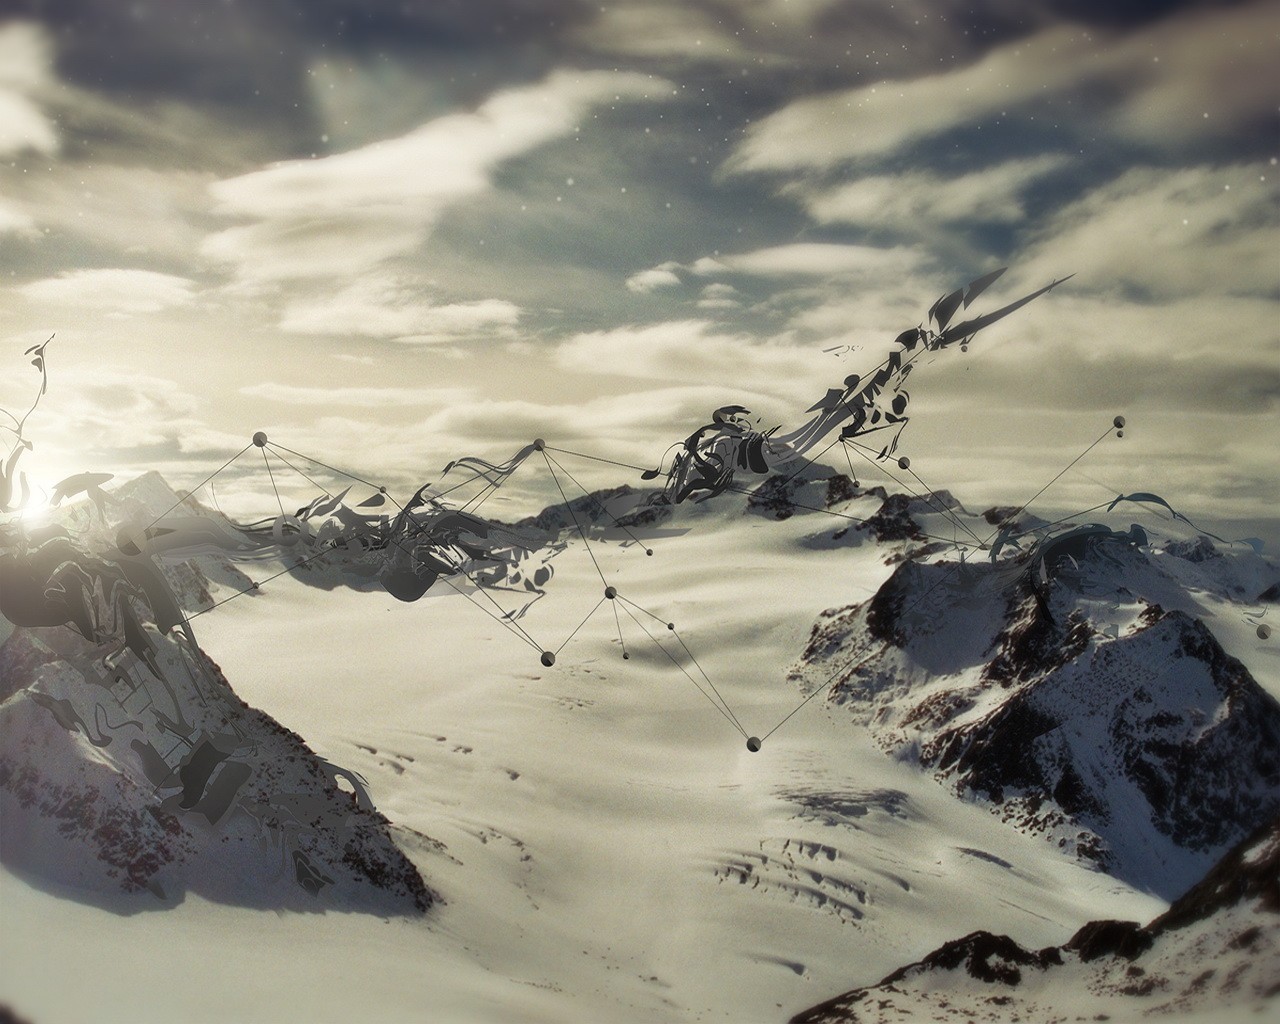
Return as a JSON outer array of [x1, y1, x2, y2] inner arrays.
[[789, 533, 1280, 895], [790, 819, 1280, 1023]]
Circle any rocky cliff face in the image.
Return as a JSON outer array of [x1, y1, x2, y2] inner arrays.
[[790, 818, 1280, 1024], [788, 531, 1280, 896], [0, 474, 432, 913]]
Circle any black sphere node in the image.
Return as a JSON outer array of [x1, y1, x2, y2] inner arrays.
[[378, 486, 387, 494], [540, 651, 556, 667], [667, 622, 675, 631], [646, 549, 654, 557], [1260, 624, 1273, 641], [250, 582, 260, 591], [1113, 415, 1126, 429], [960, 344, 968, 353], [604, 586, 617, 600], [1117, 430, 1124, 438], [746, 737, 762, 753], [252, 431, 268, 447], [533, 438, 545, 451], [897, 456, 910, 470], [622, 652, 630, 660]]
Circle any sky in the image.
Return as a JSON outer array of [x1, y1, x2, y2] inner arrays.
[[0, 0, 1276, 537]]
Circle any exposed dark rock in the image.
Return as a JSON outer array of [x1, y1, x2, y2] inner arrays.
[[1163, 535, 1220, 563], [790, 819, 1280, 1024], [856, 493, 925, 543], [1065, 919, 1153, 962]]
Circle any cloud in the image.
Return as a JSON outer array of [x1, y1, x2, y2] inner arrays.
[[697, 283, 741, 310], [1015, 164, 1279, 299], [626, 263, 683, 294], [240, 383, 471, 407], [203, 69, 671, 287], [0, 200, 37, 237], [726, 2, 1279, 175], [572, 4, 755, 63], [554, 319, 836, 407], [276, 278, 520, 341], [788, 156, 1070, 228], [689, 243, 929, 280], [19, 269, 198, 315], [0, 21, 57, 157]]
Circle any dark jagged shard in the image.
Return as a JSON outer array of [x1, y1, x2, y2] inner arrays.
[[641, 269, 1071, 504]]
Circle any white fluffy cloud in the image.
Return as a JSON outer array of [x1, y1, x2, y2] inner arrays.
[[689, 243, 927, 280], [626, 263, 683, 294], [240, 383, 471, 408], [789, 156, 1069, 229], [727, 3, 1279, 175], [0, 21, 57, 157], [20, 269, 198, 315], [276, 278, 520, 342], [1015, 165, 1279, 299], [203, 70, 671, 287]]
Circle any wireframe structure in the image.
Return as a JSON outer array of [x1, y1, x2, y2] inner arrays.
[[3, 268, 1260, 896]]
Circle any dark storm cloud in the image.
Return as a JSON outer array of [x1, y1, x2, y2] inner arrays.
[[9, 0, 589, 159]]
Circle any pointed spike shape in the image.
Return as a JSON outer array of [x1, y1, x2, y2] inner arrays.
[[937, 275, 1074, 348], [962, 266, 1007, 308], [932, 288, 965, 331]]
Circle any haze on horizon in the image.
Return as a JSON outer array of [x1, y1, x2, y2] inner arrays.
[[0, 0, 1275, 541]]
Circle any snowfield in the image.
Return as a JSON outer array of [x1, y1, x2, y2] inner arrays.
[[2, 472, 1276, 1023]]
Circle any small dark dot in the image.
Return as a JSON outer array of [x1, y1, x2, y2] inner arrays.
[[746, 737, 761, 752], [897, 456, 910, 470], [667, 623, 675, 631], [645, 549, 654, 556], [622, 652, 630, 660], [540, 651, 555, 667], [604, 586, 617, 599], [1113, 415, 1126, 429]]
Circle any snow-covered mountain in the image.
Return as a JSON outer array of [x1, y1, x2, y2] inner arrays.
[[0, 473, 431, 912], [790, 816, 1280, 1023], [787, 516, 1280, 897], [4, 466, 1278, 1023]]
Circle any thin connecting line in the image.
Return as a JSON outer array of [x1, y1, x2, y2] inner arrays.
[[541, 449, 609, 587], [556, 597, 605, 656], [845, 439, 984, 546], [444, 556, 546, 653], [619, 593, 748, 738], [981, 424, 1115, 546], [460, 476, 502, 516], [722, 480, 979, 551], [610, 598, 629, 658], [261, 447, 286, 518], [544, 446, 651, 475], [434, 572, 545, 654], [617, 600, 747, 739], [144, 443, 252, 531], [1017, 500, 1117, 538], [265, 445, 334, 496], [185, 534, 351, 621], [760, 421, 1119, 742], [543, 450, 652, 552], [267, 442, 389, 496]]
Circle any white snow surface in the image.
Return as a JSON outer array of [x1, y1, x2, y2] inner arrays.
[[2, 472, 1276, 1023]]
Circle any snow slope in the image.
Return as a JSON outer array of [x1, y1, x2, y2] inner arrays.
[[2, 469, 1276, 1023], [790, 817, 1280, 1024]]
